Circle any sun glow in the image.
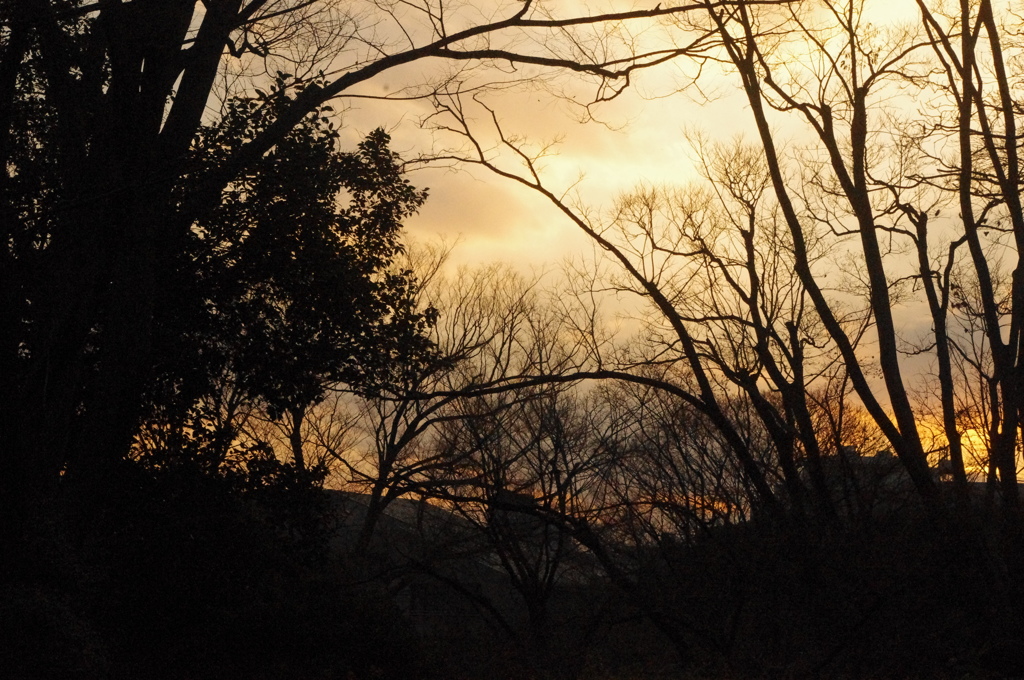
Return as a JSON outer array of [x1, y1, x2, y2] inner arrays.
[[959, 428, 992, 480]]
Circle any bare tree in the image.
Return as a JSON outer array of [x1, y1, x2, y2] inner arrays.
[[422, 382, 610, 675], [692, 0, 1024, 504], [430, 94, 873, 517], [428, 0, 1024, 511], [329, 263, 596, 550]]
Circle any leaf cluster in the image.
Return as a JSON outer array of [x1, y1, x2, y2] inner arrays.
[[145, 79, 436, 466]]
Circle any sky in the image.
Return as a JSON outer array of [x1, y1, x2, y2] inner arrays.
[[339, 81, 707, 270], [319, 1, 973, 343], [321, 0, 948, 371], [326, 1, 735, 269], [328, 0, 925, 270], [297, 0, 1024, 476]]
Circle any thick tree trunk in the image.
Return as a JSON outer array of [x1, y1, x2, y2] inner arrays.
[[288, 405, 308, 475]]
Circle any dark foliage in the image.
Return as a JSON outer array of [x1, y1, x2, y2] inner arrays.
[[0, 24, 437, 677], [165, 80, 433, 412], [136, 79, 435, 473], [1, 461, 431, 680], [619, 507, 1024, 679]]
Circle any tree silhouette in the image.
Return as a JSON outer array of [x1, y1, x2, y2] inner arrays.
[[139, 83, 435, 478]]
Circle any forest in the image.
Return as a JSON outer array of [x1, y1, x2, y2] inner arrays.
[[3, 0, 1024, 678]]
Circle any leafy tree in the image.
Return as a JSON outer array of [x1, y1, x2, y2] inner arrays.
[[0, 80, 439, 680], [141, 82, 436, 477]]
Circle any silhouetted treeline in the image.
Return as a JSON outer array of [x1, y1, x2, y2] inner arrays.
[[6, 1, 1024, 679]]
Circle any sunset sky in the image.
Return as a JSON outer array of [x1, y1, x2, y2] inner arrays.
[[325, 0, 925, 272], [307, 0, 1024, 480], [323, 0, 950, 389], [357, 81, 738, 269], [325, 1, 742, 268]]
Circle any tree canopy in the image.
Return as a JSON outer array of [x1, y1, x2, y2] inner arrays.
[[136, 83, 437, 478]]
